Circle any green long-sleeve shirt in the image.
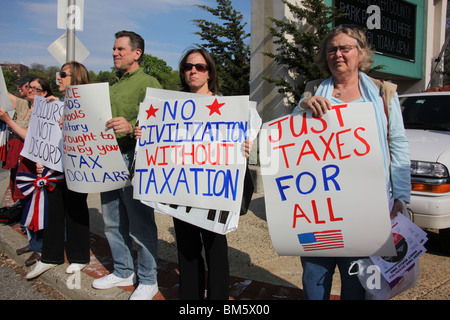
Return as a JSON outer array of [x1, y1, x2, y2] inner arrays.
[[110, 67, 161, 151]]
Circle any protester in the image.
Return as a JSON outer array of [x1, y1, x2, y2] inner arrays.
[[26, 62, 92, 279], [0, 74, 34, 213], [91, 31, 161, 300], [172, 48, 228, 300], [0, 77, 54, 267], [295, 25, 411, 300], [137, 48, 252, 300], [134, 48, 252, 299]]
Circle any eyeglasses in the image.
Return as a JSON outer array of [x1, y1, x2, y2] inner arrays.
[[29, 86, 43, 92], [327, 45, 357, 55], [182, 63, 209, 73], [59, 72, 71, 78]]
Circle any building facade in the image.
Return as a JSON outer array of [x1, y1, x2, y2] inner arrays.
[[250, 0, 448, 123], [0, 63, 29, 78]]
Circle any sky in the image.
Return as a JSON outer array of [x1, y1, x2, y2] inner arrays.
[[0, 0, 251, 73]]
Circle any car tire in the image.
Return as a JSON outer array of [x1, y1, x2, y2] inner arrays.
[[439, 228, 450, 253]]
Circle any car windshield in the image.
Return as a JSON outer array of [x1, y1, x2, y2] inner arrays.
[[400, 95, 450, 131]]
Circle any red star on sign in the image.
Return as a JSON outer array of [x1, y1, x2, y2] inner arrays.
[[206, 98, 225, 116], [146, 105, 159, 119]]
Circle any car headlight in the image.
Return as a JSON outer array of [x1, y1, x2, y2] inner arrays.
[[410, 161, 448, 178], [410, 161, 450, 193]]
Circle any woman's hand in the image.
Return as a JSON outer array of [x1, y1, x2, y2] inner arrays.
[[0, 107, 12, 123], [300, 95, 332, 117], [243, 139, 253, 158], [390, 199, 403, 219], [135, 126, 142, 140], [46, 95, 59, 102], [36, 163, 44, 177]]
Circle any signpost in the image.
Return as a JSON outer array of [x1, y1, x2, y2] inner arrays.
[[49, 0, 89, 64]]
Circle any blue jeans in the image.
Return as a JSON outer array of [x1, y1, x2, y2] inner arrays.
[[301, 256, 365, 300], [26, 228, 43, 253], [100, 149, 158, 285]]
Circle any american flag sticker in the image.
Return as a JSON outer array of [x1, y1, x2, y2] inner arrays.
[[297, 230, 344, 252]]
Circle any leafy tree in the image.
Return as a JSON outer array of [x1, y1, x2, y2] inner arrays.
[[141, 53, 173, 85], [193, 0, 250, 96], [163, 70, 182, 91], [263, 0, 344, 108], [94, 70, 116, 85], [2, 69, 18, 93]]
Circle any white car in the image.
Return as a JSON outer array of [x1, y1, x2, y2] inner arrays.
[[400, 92, 450, 252]]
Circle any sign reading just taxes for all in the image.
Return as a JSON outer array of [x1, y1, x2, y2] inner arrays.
[[260, 102, 396, 257]]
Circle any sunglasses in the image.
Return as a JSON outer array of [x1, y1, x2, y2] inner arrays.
[[58, 71, 71, 78], [183, 63, 209, 73]]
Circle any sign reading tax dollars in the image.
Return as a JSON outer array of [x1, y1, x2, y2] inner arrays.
[[62, 83, 129, 193], [133, 91, 249, 213], [260, 102, 396, 257]]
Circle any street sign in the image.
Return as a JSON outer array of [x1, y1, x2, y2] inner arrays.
[[47, 32, 90, 65], [57, 0, 84, 31]]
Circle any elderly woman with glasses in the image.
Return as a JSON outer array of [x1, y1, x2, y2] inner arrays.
[[295, 25, 410, 300]]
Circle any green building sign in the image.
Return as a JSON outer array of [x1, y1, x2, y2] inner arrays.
[[326, 0, 424, 79]]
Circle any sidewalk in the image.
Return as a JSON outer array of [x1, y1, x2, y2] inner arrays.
[[1, 221, 310, 300], [0, 188, 326, 300], [1, 169, 449, 301]]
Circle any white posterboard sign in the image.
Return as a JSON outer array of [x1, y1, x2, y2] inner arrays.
[[0, 66, 13, 112], [135, 89, 261, 234], [260, 102, 396, 257], [21, 96, 64, 172], [133, 89, 249, 215], [62, 83, 129, 193]]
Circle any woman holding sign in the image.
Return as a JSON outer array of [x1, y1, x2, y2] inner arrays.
[[174, 48, 229, 300], [135, 48, 252, 299], [26, 62, 92, 279], [0, 77, 53, 267], [295, 25, 410, 300]]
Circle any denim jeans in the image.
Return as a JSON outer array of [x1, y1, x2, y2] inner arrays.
[[301, 256, 365, 300], [100, 149, 158, 285], [26, 228, 43, 253]]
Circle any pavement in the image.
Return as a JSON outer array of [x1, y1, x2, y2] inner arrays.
[[0, 167, 320, 301], [0, 167, 449, 301]]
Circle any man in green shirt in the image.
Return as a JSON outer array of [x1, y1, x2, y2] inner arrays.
[[92, 31, 161, 300]]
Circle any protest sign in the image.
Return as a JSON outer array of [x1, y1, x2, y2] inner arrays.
[[0, 66, 13, 112], [133, 89, 250, 232], [370, 211, 427, 283], [62, 83, 129, 193], [0, 66, 11, 160], [21, 96, 64, 172], [135, 89, 260, 234], [260, 102, 396, 256]]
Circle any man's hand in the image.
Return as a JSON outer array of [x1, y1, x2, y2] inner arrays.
[[105, 117, 133, 134]]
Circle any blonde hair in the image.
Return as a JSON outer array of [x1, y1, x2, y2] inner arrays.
[[316, 25, 374, 75]]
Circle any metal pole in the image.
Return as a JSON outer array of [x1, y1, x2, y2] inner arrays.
[[66, 0, 76, 62]]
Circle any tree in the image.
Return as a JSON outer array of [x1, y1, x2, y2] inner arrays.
[[193, 0, 250, 96], [263, 0, 344, 108], [2, 69, 18, 93], [141, 54, 172, 84]]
